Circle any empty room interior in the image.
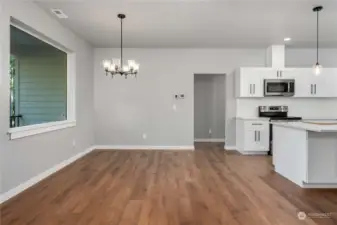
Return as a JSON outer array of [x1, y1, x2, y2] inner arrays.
[[1, 0, 337, 224]]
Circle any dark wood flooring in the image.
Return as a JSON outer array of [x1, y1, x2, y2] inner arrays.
[[1, 143, 337, 225]]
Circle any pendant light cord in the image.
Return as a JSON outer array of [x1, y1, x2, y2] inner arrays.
[[316, 10, 319, 63], [121, 17, 123, 68]]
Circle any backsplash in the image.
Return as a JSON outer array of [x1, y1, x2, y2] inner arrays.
[[237, 98, 337, 119]]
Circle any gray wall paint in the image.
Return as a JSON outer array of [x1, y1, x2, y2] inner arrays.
[[194, 75, 225, 140], [0, 1, 94, 194], [94, 48, 337, 148], [94, 48, 266, 146]]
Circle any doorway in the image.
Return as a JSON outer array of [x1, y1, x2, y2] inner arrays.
[[194, 74, 226, 146]]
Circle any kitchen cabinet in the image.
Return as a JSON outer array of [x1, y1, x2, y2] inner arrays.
[[236, 119, 270, 155], [283, 68, 313, 97], [285, 68, 337, 98], [264, 68, 295, 79], [235, 67, 337, 98], [235, 68, 274, 98], [315, 68, 337, 97]]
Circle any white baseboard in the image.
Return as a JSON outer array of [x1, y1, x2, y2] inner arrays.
[[94, 145, 195, 151], [301, 183, 337, 189], [0, 146, 96, 204], [224, 145, 237, 151], [194, 139, 225, 143], [239, 151, 268, 155]]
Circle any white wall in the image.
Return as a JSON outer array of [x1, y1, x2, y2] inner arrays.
[[94, 48, 266, 146], [194, 74, 225, 140], [0, 1, 94, 194]]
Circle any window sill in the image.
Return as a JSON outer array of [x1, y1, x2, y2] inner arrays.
[[8, 120, 76, 140]]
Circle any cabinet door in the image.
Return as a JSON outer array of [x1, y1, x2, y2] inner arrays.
[[239, 68, 274, 97], [243, 121, 269, 151], [256, 126, 270, 151], [243, 128, 259, 151], [315, 69, 337, 97], [278, 68, 299, 79], [288, 68, 316, 97]]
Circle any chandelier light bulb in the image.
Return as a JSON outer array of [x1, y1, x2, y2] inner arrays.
[[112, 58, 121, 68], [134, 63, 140, 71], [128, 60, 135, 68], [123, 65, 130, 72], [313, 63, 322, 76], [102, 60, 111, 69], [108, 64, 116, 72]]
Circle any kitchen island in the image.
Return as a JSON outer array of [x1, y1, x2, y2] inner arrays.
[[272, 121, 337, 188]]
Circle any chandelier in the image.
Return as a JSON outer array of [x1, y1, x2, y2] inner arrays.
[[102, 14, 139, 78]]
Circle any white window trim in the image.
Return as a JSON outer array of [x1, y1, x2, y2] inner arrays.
[[7, 20, 76, 140], [8, 120, 76, 140]]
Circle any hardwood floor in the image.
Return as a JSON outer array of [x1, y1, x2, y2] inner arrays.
[[1, 143, 337, 225]]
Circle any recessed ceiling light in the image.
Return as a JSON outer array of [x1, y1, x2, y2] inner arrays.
[[51, 9, 68, 19], [284, 37, 292, 42]]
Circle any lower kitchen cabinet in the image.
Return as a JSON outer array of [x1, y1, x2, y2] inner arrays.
[[236, 119, 270, 155]]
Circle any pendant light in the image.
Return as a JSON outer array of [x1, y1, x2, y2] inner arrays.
[[313, 6, 323, 76], [102, 14, 139, 78]]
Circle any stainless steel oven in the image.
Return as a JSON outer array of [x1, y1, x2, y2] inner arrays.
[[264, 79, 295, 97]]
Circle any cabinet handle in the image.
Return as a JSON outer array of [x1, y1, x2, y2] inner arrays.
[[314, 84, 317, 94], [310, 84, 313, 94], [249, 84, 252, 94], [258, 131, 261, 142], [253, 84, 255, 94], [252, 123, 262, 125], [254, 131, 257, 142], [280, 71, 282, 78], [277, 71, 279, 78]]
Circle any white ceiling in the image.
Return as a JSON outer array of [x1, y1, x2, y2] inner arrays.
[[33, 0, 337, 48]]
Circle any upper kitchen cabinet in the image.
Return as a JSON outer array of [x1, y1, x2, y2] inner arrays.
[[235, 68, 276, 98], [235, 67, 337, 98], [284, 68, 313, 97], [290, 68, 337, 98], [263, 68, 296, 79], [316, 68, 337, 97]]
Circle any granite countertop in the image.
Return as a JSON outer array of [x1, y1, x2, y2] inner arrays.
[[235, 117, 270, 121], [271, 120, 337, 132]]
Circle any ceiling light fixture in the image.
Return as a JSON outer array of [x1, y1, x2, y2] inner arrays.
[[102, 14, 139, 78], [284, 37, 291, 42], [313, 6, 323, 76]]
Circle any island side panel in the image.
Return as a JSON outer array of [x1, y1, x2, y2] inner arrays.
[[307, 131, 337, 184], [273, 125, 308, 187]]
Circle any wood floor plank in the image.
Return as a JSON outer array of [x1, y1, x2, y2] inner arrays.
[[1, 144, 337, 225]]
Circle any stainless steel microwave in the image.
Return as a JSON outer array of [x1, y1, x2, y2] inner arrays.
[[264, 79, 295, 97]]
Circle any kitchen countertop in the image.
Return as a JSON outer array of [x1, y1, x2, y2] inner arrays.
[[235, 117, 270, 121], [271, 121, 337, 132]]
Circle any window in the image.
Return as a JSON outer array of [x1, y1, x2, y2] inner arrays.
[[8, 22, 76, 140]]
